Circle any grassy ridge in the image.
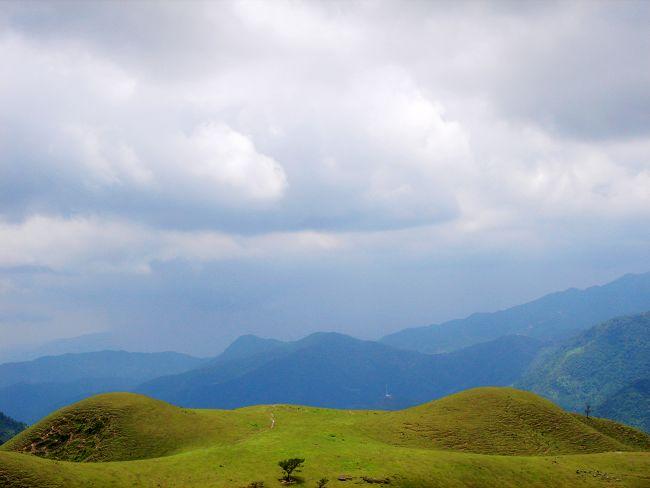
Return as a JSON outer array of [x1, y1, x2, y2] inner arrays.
[[1, 388, 649, 487], [3, 393, 268, 461], [362, 388, 650, 454]]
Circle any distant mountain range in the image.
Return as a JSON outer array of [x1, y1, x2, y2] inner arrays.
[[139, 312, 649, 432], [517, 312, 650, 430], [381, 272, 650, 353], [0, 351, 206, 423], [137, 333, 543, 409], [0, 272, 647, 434], [0, 332, 124, 364]]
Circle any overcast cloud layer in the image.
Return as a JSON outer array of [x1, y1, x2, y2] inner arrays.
[[1, 1, 649, 356]]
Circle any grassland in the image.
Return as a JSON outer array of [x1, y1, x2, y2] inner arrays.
[[1, 387, 649, 487]]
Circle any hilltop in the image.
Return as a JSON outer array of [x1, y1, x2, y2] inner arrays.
[[1, 388, 649, 487]]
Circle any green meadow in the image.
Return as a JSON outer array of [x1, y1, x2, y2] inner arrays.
[[1, 387, 649, 487]]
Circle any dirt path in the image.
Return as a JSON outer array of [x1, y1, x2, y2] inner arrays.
[[270, 413, 276, 429]]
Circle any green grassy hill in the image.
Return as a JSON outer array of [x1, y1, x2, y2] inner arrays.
[[361, 388, 650, 455], [1, 388, 649, 487]]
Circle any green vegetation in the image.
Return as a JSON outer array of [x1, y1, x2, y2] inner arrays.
[[1, 388, 649, 487], [517, 312, 650, 429], [359, 388, 650, 454], [0, 412, 26, 444], [596, 378, 650, 432], [278, 457, 304, 482]]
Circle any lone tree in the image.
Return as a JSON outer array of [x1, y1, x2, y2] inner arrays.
[[278, 458, 305, 482], [585, 403, 592, 418], [316, 478, 329, 488]]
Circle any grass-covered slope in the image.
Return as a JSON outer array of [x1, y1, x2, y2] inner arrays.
[[517, 312, 650, 414], [1, 388, 649, 487], [362, 388, 650, 455], [2, 393, 265, 462], [0, 412, 26, 444]]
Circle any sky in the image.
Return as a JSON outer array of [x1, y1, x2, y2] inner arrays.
[[0, 0, 649, 356]]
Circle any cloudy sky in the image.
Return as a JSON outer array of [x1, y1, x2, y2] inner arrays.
[[1, 0, 649, 356]]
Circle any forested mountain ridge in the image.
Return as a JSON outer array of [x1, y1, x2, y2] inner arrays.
[[517, 312, 650, 429], [0, 411, 26, 444], [595, 378, 650, 432]]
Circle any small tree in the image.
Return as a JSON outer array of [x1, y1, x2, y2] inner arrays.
[[316, 478, 329, 488], [584, 403, 592, 418], [278, 458, 305, 482]]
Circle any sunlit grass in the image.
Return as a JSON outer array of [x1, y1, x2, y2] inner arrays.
[[1, 388, 649, 487]]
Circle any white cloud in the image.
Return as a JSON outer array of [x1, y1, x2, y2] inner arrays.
[[0, 1, 649, 349], [57, 125, 154, 187], [0, 215, 342, 273], [182, 122, 288, 202], [2, 3, 648, 234]]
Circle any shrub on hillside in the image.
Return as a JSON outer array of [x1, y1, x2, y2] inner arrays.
[[278, 458, 305, 483]]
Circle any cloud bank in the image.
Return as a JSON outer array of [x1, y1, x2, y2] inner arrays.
[[0, 1, 648, 354]]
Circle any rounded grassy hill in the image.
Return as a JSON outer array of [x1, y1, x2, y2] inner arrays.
[[1, 387, 649, 487]]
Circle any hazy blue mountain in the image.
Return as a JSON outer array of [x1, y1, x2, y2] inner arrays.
[[517, 312, 650, 415], [595, 378, 650, 432], [0, 378, 134, 424], [381, 272, 650, 354], [214, 334, 285, 362], [0, 351, 206, 423], [0, 332, 123, 364], [137, 332, 543, 410], [0, 411, 26, 444], [0, 350, 206, 388]]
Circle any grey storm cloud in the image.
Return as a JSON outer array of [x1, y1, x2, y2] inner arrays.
[[0, 0, 649, 353]]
